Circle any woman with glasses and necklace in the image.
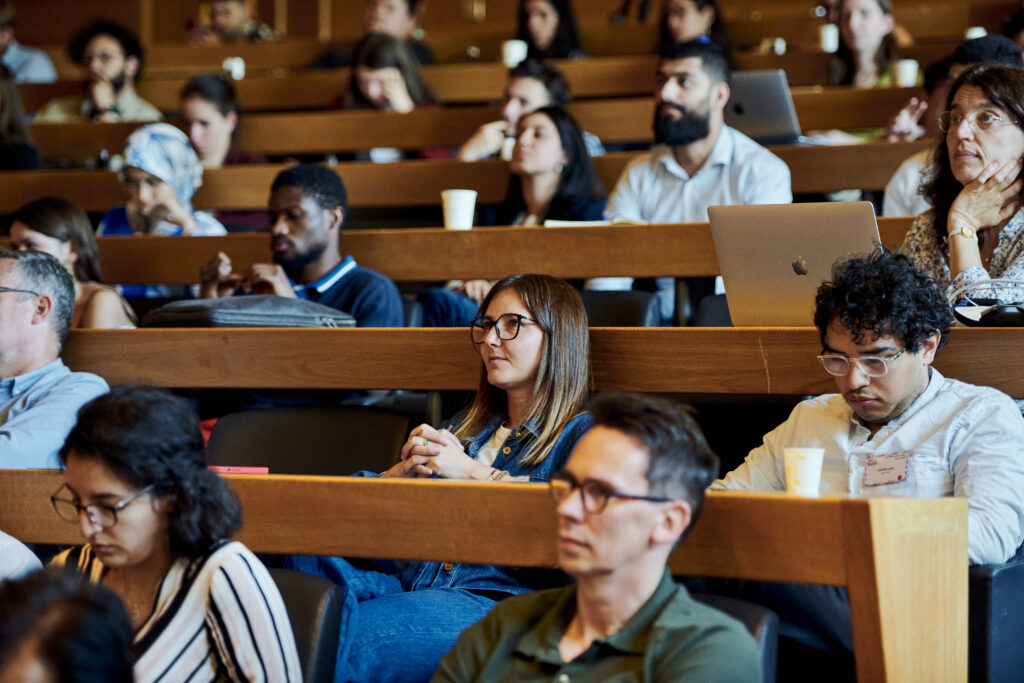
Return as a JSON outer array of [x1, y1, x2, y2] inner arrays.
[[287, 272, 592, 682], [49, 385, 301, 682], [901, 65, 1024, 305]]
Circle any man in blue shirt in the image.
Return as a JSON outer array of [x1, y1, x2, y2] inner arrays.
[[0, 3, 56, 83], [0, 250, 108, 469], [199, 164, 404, 327]]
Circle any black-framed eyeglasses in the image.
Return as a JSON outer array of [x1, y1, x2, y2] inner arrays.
[[470, 313, 539, 344], [50, 483, 155, 528], [549, 471, 673, 515], [817, 348, 906, 378], [0, 286, 41, 297]]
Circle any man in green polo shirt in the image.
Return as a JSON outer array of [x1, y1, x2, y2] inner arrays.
[[433, 393, 761, 682]]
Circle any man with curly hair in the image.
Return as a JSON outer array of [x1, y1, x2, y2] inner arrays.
[[709, 249, 1024, 671], [716, 249, 1024, 565]]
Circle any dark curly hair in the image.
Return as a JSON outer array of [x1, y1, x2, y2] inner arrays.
[[922, 65, 1024, 246], [0, 567, 134, 682], [813, 248, 952, 353], [68, 20, 144, 78], [59, 386, 242, 558]]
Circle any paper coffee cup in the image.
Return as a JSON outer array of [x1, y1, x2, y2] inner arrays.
[[501, 40, 529, 68], [783, 447, 825, 497], [500, 136, 516, 161], [895, 59, 918, 88], [819, 24, 839, 53], [441, 189, 477, 230], [222, 56, 246, 80]]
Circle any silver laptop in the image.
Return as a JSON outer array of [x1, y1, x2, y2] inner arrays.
[[709, 202, 881, 326], [724, 69, 825, 146]]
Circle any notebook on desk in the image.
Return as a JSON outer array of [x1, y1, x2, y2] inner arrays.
[[708, 202, 881, 326], [724, 69, 833, 146]]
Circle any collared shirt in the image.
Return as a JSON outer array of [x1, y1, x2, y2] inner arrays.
[[1, 40, 57, 83], [882, 148, 932, 218], [35, 88, 163, 123], [1, 358, 109, 469], [392, 412, 593, 596], [712, 368, 1024, 565], [432, 569, 761, 682], [596, 125, 793, 320], [289, 255, 404, 327]]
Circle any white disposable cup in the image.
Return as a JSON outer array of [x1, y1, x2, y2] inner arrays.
[[441, 189, 477, 230], [819, 24, 840, 53], [500, 136, 516, 161], [965, 26, 988, 40], [222, 56, 246, 80], [501, 40, 529, 68], [783, 447, 825, 497], [895, 59, 919, 88]]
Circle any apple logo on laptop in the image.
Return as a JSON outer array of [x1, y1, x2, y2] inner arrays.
[[792, 257, 809, 276]]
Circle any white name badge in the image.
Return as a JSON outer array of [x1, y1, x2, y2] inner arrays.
[[863, 451, 910, 486]]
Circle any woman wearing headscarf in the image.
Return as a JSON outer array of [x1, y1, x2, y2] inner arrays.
[[98, 123, 226, 237]]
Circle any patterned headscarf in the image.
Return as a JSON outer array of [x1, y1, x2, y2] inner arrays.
[[120, 123, 204, 211]]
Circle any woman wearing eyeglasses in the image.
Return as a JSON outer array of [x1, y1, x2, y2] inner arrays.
[[900, 65, 1024, 304], [49, 385, 301, 683], [287, 272, 592, 682]]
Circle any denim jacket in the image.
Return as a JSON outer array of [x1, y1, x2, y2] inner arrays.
[[397, 411, 592, 595]]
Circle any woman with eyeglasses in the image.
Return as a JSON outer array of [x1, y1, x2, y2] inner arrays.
[[900, 65, 1024, 304], [420, 106, 606, 327], [49, 385, 302, 682], [287, 272, 592, 682]]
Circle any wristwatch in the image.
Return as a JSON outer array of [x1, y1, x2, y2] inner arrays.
[[945, 225, 977, 243]]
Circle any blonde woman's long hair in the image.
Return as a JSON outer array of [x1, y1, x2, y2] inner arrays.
[[455, 273, 591, 468]]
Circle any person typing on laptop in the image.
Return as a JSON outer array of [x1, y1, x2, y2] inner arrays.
[[593, 38, 792, 323]]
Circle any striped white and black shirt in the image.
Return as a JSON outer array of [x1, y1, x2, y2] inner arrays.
[[53, 541, 302, 682]]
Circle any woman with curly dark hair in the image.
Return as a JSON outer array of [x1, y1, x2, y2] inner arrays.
[[901, 65, 1024, 304], [49, 385, 301, 682]]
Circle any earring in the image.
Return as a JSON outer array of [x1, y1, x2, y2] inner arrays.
[[556, 162, 564, 172]]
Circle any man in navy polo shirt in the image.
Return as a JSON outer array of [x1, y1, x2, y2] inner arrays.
[[199, 164, 403, 326]]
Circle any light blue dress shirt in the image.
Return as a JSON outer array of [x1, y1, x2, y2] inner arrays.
[[1, 40, 56, 83], [1, 358, 108, 469]]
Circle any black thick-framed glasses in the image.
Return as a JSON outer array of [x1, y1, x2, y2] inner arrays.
[[470, 313, 539, 344], [0, 286, 41, 297], [50, 483, 155, 528], [817, 348, 906, 377], [549, 471, 673, 515]]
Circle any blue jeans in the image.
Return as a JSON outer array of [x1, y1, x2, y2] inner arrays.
[[285, 555, 499, 682], [418, 288, 479, 328]]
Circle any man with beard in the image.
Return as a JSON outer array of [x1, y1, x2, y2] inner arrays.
[[592, 39, 791, 324], [711, 249, 1024, 674], [199, 164, 403, 327], [36, 21, 161, 123]]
